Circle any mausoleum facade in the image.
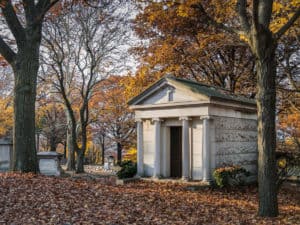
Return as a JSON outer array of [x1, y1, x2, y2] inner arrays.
[[128, 76, 258, 181]]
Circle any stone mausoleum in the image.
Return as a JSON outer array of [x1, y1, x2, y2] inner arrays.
[[128, 75, 258, 181]]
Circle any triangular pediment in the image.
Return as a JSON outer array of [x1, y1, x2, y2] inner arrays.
[[128, 77, 209, 106], [128, 75, 256, 107]]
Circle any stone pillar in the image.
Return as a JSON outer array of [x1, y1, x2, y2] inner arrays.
[[201, 116, 211, 182], [136, 119, 144, 176], [153, 118, 161, 178], [180, 117, 190, 180]]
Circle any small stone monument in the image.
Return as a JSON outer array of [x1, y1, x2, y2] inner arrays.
[[37, 152, 62, 176]]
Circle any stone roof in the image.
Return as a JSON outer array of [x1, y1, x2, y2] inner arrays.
[[128, 75, 256, 106]]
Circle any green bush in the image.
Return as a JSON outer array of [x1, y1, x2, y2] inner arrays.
[[116, 160, 137, 179], [213, 165, 250, 188]]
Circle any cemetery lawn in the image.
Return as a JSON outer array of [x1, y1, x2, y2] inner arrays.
[[0, 173, 299, 225]]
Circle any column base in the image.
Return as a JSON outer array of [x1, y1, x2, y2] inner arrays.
[[202, 179, 212, 185], [181, 177, 190, 181], [152, 175, 162, 180]]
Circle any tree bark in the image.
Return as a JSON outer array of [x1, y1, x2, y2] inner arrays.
[[250, 26, 278, 217], [101, 141, 105, 165], [12, 44, 40, 173], [117, 142, 122, 165], [76, 151, 84, 173], [50, 136, 56, 152], [66, 114, 75, 170]]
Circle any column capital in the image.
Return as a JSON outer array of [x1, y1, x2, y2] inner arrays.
[[152, 118, 163, 122], [179, 116, 191, 121], [200, 115, 213, 120], [135, 118, 143, 123]]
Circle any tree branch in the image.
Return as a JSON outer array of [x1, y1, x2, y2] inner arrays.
[[258, 0, 273, 29], [252, 0, 259, 31], [192, 3, 244, 37], [0, 36, 16, 64], [275, 8, 300, 40], [36, 0, 59, 20], [1, 0, 26, 47], [22, 0, 36, 24], [237, 0, 250, 32]]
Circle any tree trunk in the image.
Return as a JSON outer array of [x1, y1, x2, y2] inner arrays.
[[36, 132, 40, 152], [63, 141, 67, 159], [251, 27, 278, 217], [65, 109, 76, 170], [76, 151, 84, 173], [50, 136, 56, 152], [66, 130, 76, 170], [12, 46, 39, 173], [117, 142, 122, 165], [101, 141, 105, 165]]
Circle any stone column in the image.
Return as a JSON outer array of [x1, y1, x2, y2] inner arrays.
[[136, 119, 144, 176], [201, 116, 211, 182], [180, 117, 190, 180], [153, 118, 161, 178]]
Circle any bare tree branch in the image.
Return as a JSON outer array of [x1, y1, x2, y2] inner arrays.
[[275, 8, 300, 40], [252, 0, 259, 31], [191, 3, 244, 37], [36, 0, 59, 20], [237, 0, 250, 32], [0, 36, 16, 63], [22, 0, 36, 24], [258, 0, 274, 29], [0, 0, 26, 46]]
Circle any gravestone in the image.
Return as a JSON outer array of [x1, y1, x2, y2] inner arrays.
[[0, 138, 13, 171], [37, 152, 62, 176]]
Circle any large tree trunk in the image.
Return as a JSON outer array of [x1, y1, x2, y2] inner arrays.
[[12, 45, 39, 173], [251, 27, 278, 217]]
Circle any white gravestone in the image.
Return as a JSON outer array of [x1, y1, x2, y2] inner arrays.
[[37, 152, 62, 176]]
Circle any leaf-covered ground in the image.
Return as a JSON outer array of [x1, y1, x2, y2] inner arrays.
[[0, 173, 299, 225]]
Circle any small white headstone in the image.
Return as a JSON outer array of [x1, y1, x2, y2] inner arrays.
[[39, 159, 59, 176], [103, 162, 110, 170], [37, 152, 62, 176]]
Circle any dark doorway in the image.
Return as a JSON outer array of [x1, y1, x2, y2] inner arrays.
[[170, 126, 182, 178]]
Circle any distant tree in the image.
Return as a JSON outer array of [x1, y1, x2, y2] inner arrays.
[[36, 99, 67, 152], [94, 76, 135, 165], [40, 1, 131, 172]]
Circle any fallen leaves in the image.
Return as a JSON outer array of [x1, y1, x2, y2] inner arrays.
[[0, 172, 299, 225]]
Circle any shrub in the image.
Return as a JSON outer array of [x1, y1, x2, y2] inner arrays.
[[116, 160, 137, 179], [213, 165, 250, 188]]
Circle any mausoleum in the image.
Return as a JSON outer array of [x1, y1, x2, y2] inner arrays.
[[128, 75, 258, 181]]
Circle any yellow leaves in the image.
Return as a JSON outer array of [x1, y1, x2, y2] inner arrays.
[[0, 97, 13, 137], [272, 2, 284, 14], [177, 5, 190, 18], [239, 33, 249, 43], [123, 147, 137, 162], [271, 0, 300, 33], [277, 157, 287, 168]]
